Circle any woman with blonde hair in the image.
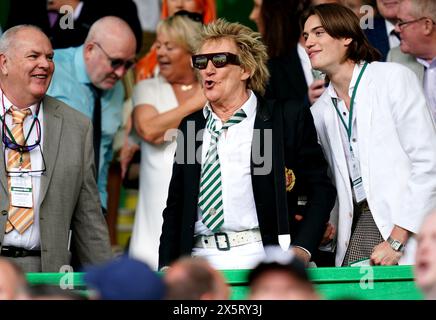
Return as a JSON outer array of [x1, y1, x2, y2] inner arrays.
[[135, 0, 216, 82], [129, 14, 205, 270]]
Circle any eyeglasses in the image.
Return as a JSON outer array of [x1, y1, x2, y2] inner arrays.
[[93, 42, 136, 70], [191, 52, 240, 70], [396, 17, 436, 30], [4, 144, 46, 177], [2, 116, 41, 153], [2, 118, 46, 177]]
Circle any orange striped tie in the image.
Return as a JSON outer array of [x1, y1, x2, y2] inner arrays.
[[5, 107, 34, 234]]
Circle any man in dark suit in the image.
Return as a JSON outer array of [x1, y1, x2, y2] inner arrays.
[[0, 25, 112, 272], [159, 20, 336, 270], [364, 0, 400, 61]]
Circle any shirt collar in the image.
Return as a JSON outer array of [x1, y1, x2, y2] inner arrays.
[[202, 89, 257, 121], [0, 88, 40, 115], [74, 45, 92, 85], [297, 43, 311, 66], [416, 57, 436, 69], [327, 62, 365, 100], [74, 1, 84, 20], [385, 19, 396, 36]]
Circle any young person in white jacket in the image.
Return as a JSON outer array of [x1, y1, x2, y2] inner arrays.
[[302, 3, 436, 267]]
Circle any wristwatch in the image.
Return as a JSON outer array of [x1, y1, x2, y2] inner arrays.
[[387, 236, 405, 252]]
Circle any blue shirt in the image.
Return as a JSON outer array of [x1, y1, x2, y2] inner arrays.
[[47, 45, 124, 208]]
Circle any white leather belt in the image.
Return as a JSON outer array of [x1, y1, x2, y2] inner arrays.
[[194, 229, 262, 251]]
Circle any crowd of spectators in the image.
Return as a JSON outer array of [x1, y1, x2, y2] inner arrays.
[[0, 0, 436, 300]]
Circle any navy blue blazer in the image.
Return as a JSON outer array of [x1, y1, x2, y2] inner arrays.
[[364, 16, 391, 61]]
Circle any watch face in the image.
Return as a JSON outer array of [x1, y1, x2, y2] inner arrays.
[[392, 241, 401, 251], [388, 237, 404, 251]]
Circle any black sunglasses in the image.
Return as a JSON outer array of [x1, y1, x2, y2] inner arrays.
[[192, 52, 240, 70], [93, 42, 136, 70]]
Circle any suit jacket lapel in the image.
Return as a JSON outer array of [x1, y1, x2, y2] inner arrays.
[[188, 112, 206, 208], [251, 98, 273, 187], [322, 94, 351, 191], [39, 96, 63, 205], [355, 72, 373, 181], [417, 65, 425, 84], [194, 113, 205, 180], [0, 145, 7, 194]]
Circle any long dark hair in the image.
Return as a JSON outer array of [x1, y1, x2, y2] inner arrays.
[[301, 3, 381, 63], [261, 0, 310, 58]]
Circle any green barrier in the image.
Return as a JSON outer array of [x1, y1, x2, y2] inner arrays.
[[26, 265, 423, 300]]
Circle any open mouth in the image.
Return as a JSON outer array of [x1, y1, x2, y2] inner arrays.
[[31, 74, 48, 79], [204, 80, 215, 89], [158, 61, 171, 68]]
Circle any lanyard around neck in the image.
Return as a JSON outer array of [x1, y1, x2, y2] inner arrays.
[[1, 92, 41, 146], [331, 62, 368, 142]]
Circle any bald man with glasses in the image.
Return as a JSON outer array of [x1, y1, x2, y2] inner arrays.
[[47, 16, 137, 212], [387, 0, 436, 123]]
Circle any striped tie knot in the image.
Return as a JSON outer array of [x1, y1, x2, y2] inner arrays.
[[222, 110, 247, 129], [9, 106, 32, 124], [207, 109, 247, 135], [199, 108, 247, 232]]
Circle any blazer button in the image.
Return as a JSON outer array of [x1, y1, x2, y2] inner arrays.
[[1, 210, 8, 216]]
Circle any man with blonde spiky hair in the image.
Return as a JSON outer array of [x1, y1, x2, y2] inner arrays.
[[159, 19, 335, 270]]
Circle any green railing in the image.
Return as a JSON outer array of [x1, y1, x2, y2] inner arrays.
[[26, 265, 423, 300]]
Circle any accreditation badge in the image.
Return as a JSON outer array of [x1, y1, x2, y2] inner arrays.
[[10, 176, 33, 208], [350, 149, 366, 203]]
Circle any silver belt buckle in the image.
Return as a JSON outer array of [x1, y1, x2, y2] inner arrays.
[[214, 232, 230, 251]]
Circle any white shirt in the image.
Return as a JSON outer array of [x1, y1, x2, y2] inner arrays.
[[193, 91, 265, 269], [1, 91, 43, 250], [195, 90, 259, 236], [385, 20, 400, 49], [327, 63, 366, 202], [73, 1, 84, 20], [417, 57, 436, 123], [297, 43, 315, 86]]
